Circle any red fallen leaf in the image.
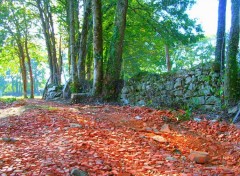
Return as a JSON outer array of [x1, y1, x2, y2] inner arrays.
[[111, 170, 119, 174], [96, 159, 103, 165], [117, 148, 126, 152], [117, 172, 132, 176], [88, 151, 95, 155], [143, 165, 154, 170]]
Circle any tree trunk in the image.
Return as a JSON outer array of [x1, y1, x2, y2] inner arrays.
[[69, 0, 79, 92], [25, 39, 34, 98], [92, 0, 103, 96], [215, 0, 227, 72], [36, 0, 59, 85], [86, 23, 93, 81], [224, 0, 240, 104], [77, 0, 92, 89], [104, 0, 128, 100], [58, 36, 63, 84], [165, 44, 171, 72], [17, 41, 28, 98]]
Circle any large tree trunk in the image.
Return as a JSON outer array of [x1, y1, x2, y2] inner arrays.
[[215, 0, 227, 72], [104, 0, 128, 100], [165, 44, 171, 72], [92, 0, 103, 96], [224, 0, 240, 105], [77, 0, 92, 89], [69, 0, 79, 92]]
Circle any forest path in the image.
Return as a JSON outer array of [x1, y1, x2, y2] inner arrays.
[[0, 99, 239, 175]]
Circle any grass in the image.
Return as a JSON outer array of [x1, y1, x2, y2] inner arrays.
[[0, 96, 42, 104]]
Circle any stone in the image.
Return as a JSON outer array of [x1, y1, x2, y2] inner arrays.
[[199, 85, 212, 95], [201, 105, 216, 110], [185, 76, 192, 84], [174, 78, 182, 88], [228, 105, 238, 114], [69, 123, 83, 128], [195, 69, 202, 76], [205, 96, 221, 105], [122, 98, 129, 105], [166, 156, 177, 161], [48, 86, 57, 92], [191, 96, 205, 105], [70, 168, 89, 176], [193, 117, 202, 122], [160, 123, 171, 133], [136, 100, 145, 106], [122, 87, 129, 94], [152, 135, 167, 143], [166, 81, 173, 90], [135, 116, 142, 120], [174, 90, 183, 97], [188, 151, 210, 164], [2, 137, 16, 142], [188, 83, 194, 91]]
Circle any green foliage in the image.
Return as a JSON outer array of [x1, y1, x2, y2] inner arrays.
[[176, 107, 192, 121], [0, 97, 17, 104]]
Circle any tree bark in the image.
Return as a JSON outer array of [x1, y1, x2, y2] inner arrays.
[[17, 41, 28, 98], [86, 23, 93, 81], [215, 0, 227, 72], [224, 0, 240, 104], [104, 0, 128, 100], [58, 36, 63, 84], [24, 39, 34, 98], [77, 0, 92, 88], [36, 0, 59, 85], [165, 44, 171, 72], [69, 0, 79, 92], [92, 0, 103, 96]]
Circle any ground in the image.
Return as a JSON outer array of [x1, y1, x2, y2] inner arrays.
[[0, 99, 239, 176]]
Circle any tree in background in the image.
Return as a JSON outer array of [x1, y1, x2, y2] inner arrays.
[[0, 1, 30, 98], [36, 0, 60, 85], [215, 0, 227, 72], [224, 0, 240, 104]]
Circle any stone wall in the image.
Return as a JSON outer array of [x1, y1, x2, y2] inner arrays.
[[121, 63, 222, 110]]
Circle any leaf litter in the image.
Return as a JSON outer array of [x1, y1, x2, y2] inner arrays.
[[0, 99, 239, 175]]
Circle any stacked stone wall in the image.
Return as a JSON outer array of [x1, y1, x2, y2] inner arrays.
[[121, 63, 222, 110]]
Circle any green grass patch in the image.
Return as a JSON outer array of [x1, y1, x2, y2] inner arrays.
[[0, 97, 18, 104]]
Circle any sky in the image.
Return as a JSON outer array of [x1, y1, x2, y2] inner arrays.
[[188, 0, 231, 36]]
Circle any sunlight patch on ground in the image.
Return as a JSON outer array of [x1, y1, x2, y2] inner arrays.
[[0, 106, 25, 119]]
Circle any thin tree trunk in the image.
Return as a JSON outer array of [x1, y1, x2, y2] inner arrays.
[[86, 22, 93, 81], [104, 0, 128, 99], [17, 41, 28, 98], [215, 0, 227, 72], [92, 0, 103, 96], [58, 36, 63, 84], [25, 39, 34, 98], [224, 0, 240, 105], [165, 44, 171, 72], [36, 0, 59, 85]]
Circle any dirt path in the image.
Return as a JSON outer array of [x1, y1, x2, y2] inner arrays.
[[0, 99, 239, 175]]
